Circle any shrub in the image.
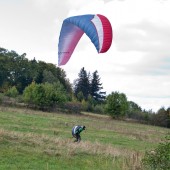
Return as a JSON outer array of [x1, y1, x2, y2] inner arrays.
[[150, 107, 170, 128], [64, 101, 82, 114], [93, 104, 105, 114], [142, 136, 170, 170], [23, 82, 68, 110], [0, 95, 2, 104], [5, 86, 19, 98], [81, 99, 94, 112]]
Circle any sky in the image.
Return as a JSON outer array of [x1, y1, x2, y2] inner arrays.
[[0, 0, 170, 112]]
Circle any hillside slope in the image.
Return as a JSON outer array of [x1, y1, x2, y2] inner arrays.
[[0, 106, 169, 170]]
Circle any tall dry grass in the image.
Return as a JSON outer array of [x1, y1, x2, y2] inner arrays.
[[0, 128, 144, 169]]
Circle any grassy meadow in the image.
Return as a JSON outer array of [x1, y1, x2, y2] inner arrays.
[[0, 106, 169, 170]]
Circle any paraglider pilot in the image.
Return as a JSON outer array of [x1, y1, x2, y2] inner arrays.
[[72, 125, 86, 142]]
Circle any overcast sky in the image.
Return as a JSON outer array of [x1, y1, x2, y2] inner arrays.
[[0, 0, 170, 112]]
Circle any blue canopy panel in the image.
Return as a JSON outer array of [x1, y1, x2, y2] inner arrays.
[[58, 14, 112, 66]]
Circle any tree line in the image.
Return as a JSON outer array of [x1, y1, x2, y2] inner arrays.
[[0, 47, 169, 128]]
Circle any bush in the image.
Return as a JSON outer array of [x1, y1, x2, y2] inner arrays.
[[81, 99, 94, 112], [0, 95, 2, 104], [150, 108, 170, 128], [5, 86, 19, 98], [64, 101, 82, 114], [142, 136, 170, 170], [126, 111, 151, 123], [23, 82, 68, 110], [93, 104, 105, 114]]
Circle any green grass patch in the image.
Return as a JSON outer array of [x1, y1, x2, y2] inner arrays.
[[0, 106, 169, 170]]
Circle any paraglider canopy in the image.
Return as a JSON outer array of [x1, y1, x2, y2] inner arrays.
[[58, 14, 113, 66]]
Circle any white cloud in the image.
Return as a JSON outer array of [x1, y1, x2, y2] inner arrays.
[[0, 0, 170, 112]]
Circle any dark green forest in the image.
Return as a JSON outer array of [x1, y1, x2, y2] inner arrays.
[[0, 47, 170, 128]]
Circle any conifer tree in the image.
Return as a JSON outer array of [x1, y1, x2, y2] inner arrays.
[[90, 70, 106, 103], [74, 68, 105, 103], [74, 67, 90, 101]]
